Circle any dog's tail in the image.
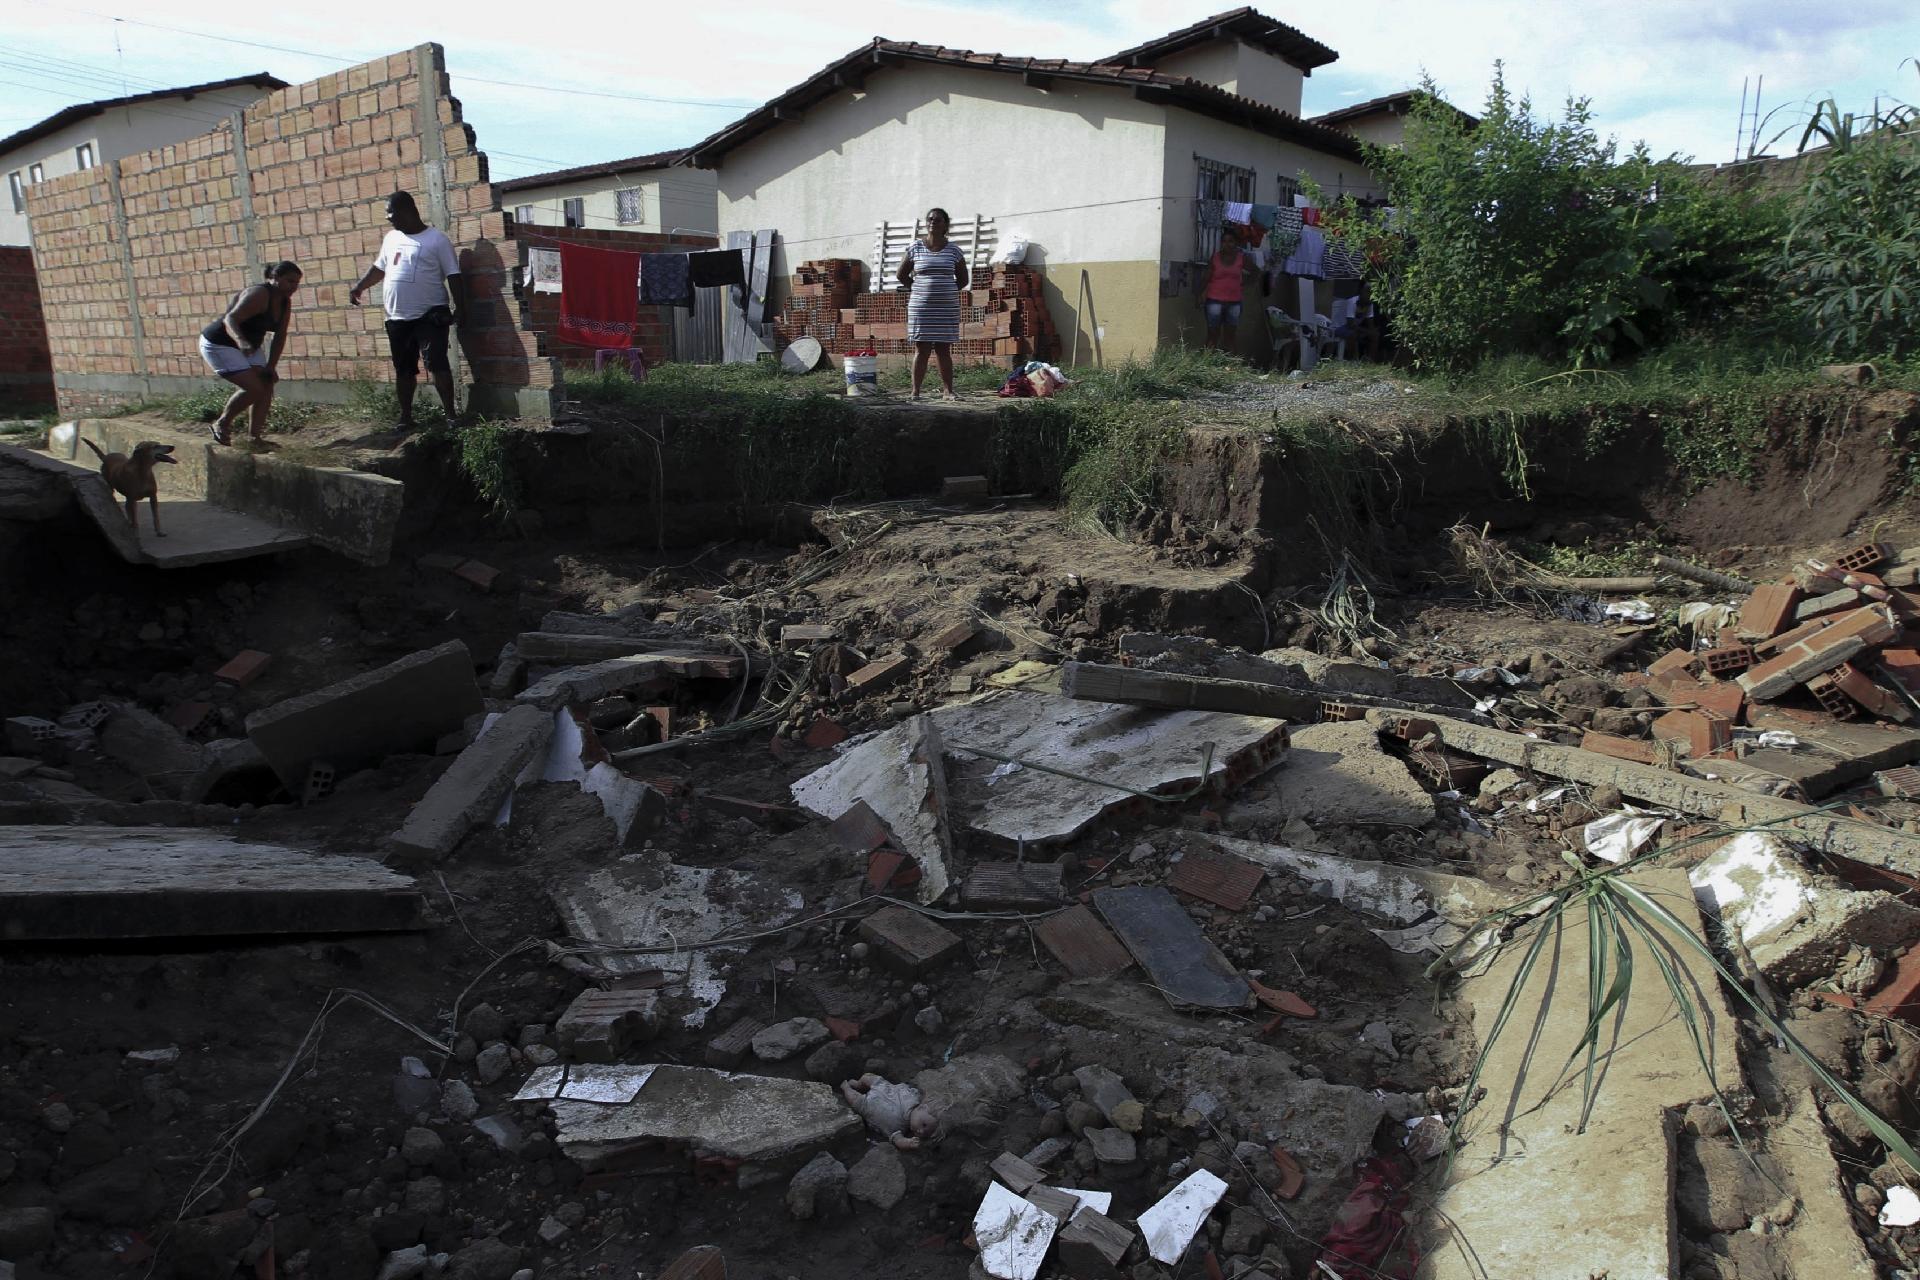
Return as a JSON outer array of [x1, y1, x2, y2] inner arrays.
[[82, 438, 106, 462]]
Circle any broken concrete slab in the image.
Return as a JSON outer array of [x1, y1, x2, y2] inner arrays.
[[245, 641, 482, 790], [1689, 831, 1920, 988], [511, 632, 737, 666], [542, 1065, 859, 1171], [517, 652, 742, 712], [1229, 720, 1434, 827], [932, 690, 1287, 846], [1362, 708, 1920, 880], [97, 705, 205, 799], [1199, 834, 1507, 928], [0, 825, 425, 940], [1737, 708, 1920, 800], [387, 704, 554, 863], [973, 1181, 1059, 1280], [791, 714, 954, 904], [494, 709, 663, 846], [1428, 868, 1737, 1280], [555, 987, 659, 1062], [1093, 885, 1249, 1009], [551, 856, 803, 1028]]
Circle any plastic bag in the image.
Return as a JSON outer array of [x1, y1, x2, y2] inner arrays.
[[991, 234, 1029, 266]]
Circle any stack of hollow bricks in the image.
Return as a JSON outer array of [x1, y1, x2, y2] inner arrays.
[[513, 225, 718, 371], [24, 44, 555, 416], [775, 260, 1058, 366], [0, 246, 53, 412], [1630, 543, 1920, 754]]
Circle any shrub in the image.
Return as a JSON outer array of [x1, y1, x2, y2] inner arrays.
[[1778, 93, 1920, 358]]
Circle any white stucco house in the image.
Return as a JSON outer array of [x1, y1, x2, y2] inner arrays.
[[684, 7, 1383, 363], [495, 149, 718, 237], [0, 73, 286, 246], [1311, 90, 1478, 150]]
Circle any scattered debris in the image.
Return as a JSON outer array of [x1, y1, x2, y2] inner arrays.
[[1094, 885, 1249, 1009], [1136, 1169, 1228, 1264]]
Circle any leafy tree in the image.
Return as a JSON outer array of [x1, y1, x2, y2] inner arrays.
[[1342, 67, 1782, 370], [1777, 87, 1920, 358]]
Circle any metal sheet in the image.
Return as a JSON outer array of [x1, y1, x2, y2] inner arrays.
[[1093, 885, 1249, 1009]]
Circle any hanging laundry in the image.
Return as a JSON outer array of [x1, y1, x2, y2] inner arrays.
[[557, 242, 639, 349], [527, 246, 562, 294], [1247, 203, 1281, 231], [1224, 200, 1253, 226], [639, 252, 694, 308], [1301, 207, 1322, 226], [1197, 197, 1225, 231], [688, 248, 746, 288], [1268, 207, 1304, 259], [1284, 224, 1327, 279], [1326, 239, 1365, 281]]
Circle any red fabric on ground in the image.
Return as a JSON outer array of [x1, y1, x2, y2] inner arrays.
[[557, 242, 639, 349], [1316, 1154, 1419, 1279]]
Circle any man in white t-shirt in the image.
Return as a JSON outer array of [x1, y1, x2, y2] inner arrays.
[[349, 190, 469, 429]]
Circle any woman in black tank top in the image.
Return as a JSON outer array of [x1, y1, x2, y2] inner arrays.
[[199, 259, 302, 446]]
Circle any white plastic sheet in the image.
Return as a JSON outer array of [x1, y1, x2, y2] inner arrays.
[[1582, 808, 1666, 864]]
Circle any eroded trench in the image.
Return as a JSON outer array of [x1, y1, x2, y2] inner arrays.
[[2, 385, 1918, 1280]]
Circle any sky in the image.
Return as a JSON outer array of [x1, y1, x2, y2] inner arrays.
[[3, 0, 1917, 190]]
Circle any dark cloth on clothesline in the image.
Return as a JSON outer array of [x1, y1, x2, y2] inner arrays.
[[688, 248, 746, 288], [639, 253, 694, 308]]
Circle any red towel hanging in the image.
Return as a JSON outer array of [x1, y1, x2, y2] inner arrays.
[[558, 242, 639, 349]]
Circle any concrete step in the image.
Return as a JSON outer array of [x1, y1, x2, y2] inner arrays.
[[29, 417, 404, 565]]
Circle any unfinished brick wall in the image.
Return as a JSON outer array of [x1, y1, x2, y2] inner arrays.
[[0, 246, 53, 412], [510, 224, 717, 371], [26, 44, 556, 418]]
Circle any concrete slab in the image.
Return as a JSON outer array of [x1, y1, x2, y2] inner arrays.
[[930, 690, 1288, 846], [517, 652, 742, 711], [1689, 830, 1920, 988], [1, 444, 310, 565], [387, 704, 555, 863], [0, 825, 425, 939], [1774, 1089, 1876, 1277], [791, 714, 955, 905], [1428, 867, 1739, 1280], [245, 641, 483, 790], [75, 418, 403, 565], [1739, 708, 1920, 800], [550, 855, 803, 1028], [1231, 720, 1435, 827], [544, 1064, 859, 1171]]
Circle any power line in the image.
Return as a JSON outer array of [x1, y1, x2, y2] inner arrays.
[[26, 1, 757, 110]]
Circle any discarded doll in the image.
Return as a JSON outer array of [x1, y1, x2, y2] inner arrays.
[[839, 1073, 940, 1150]]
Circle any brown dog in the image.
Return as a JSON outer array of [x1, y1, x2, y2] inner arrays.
[[83, 439, 175, 536]]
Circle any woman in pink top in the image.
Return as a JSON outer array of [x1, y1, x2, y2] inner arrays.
[[1197, 228, 1255, 352]]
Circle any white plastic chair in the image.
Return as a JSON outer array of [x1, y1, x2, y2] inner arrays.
[[1264, 305, 1305, 373]]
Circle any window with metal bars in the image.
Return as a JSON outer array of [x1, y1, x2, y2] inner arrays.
[[1194, 156, 1254, 262], [1275, 174, 1300, 208], [615, 188, 642, 224]]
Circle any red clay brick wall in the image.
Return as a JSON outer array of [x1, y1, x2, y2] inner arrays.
[[506, 224, 717, 371], [0, 246, 53, 412], [26, 45, 554, 416]]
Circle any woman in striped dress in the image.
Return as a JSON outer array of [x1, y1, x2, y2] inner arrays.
[[896, 207, 970, 400]]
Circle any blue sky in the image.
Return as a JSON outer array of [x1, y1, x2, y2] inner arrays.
[[4, 0, 1916, 190]]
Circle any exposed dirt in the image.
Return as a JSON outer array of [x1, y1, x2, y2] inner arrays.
[[7, 393, 1920, 1280]]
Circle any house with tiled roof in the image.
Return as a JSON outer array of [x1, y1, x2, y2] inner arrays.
[[495, 148, 716, 237], [0, 73, 286, 247], [1311, 90, 1479, 149], [684, 8, 1382, 364]]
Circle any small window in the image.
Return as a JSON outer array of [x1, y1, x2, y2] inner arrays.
[[75, 143, 94, 171], [28, 162, 44, 184], [615, 188, 642, 224], [513, 204, 533, 223], [562, 197, 584, 229], [6, 172, 22, 214], [1274, 174, 1300, 207], [1195, 156, 1255, 261]]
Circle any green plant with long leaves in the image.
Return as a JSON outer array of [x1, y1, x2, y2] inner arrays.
[[1776, 72, 1920, 359], [1433, 823, 1920, 1174]]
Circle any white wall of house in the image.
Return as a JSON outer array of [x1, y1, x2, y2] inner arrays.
[[1150, 42, 1307, 117], [1334, 112, 1408, 149], [714, 62, 1168, 287], [1, 85, 271, 245], [504, 167, 718, 235], [1159, 109, 1380, 261]]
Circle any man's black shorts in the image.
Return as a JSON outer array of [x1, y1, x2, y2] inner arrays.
[[385, 307, 453, 376]]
